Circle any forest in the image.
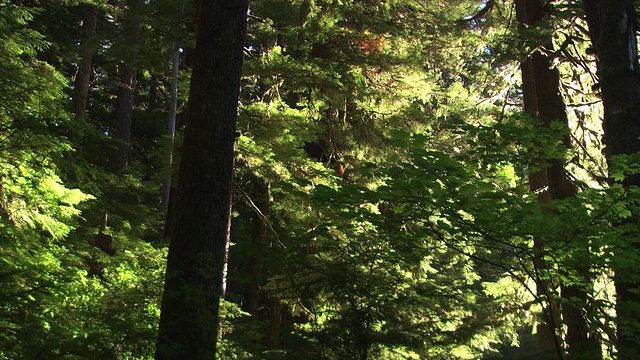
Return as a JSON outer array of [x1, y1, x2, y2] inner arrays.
[[1, 0, 640, 359]]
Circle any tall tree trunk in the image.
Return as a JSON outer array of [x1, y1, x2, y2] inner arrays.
[[516, 1, 598, 358], [582, 1, 640, 358], [520, 48, 562, 360], [162, 0, 187, 238], [111, 0, 144, 171], [245, 178, 284, 349], [74, 4, 97, 120], [162, 42, 180, 220], [113, 64, 136, 169], [516, 2, 563, 358], [245, 179, 269, 319], [230, 177, 284, 349], [155, 0, 248, 358]]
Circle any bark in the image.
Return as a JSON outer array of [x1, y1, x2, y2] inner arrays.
[[582, 1, 640, 358], [516, 1, 598, 358], [154, 0, 248, 358], [265, 298, 283, 349], [111, 0, 144, 171], [74, 4, 97, 120]]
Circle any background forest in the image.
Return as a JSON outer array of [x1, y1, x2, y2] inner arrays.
[[1, 0, 639, 359]]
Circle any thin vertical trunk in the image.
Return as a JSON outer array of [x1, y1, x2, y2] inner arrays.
[[242, 178, 284, 349], [74, 4, 97, 120], [155, 0, 248, 358], [162, 0, 187, 239], [111, 0, 144, 171], [516, 1, 598, 358], [245, 179, 269, 318], [113, 64, 136, 169], [162, 42, 180, 219], [582, 1, 640, 358]]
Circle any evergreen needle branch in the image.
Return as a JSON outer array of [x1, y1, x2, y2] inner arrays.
[[426, 217, 565, 359], [411, 195, 531, 254], [457, 0, 495, 23], [568, 131, 608, 181], [424, 218, 538, 303]]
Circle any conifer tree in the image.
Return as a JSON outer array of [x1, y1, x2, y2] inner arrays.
[[515, 1, 599, 358], [111, 0, 145, 170], [155, 0, 249, 358], [74, 2, 98, 120], [583, 0, 640, 357]]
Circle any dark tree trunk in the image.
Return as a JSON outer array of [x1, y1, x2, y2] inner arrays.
[[230, 176, 284, 350], [582, 1, 640, 358], [74, 4, 97, 120], [245, 178, 284, 349], [516, 1, 598, 358], [154, 0, 248, 358], [113, 64, 136, 169], [245, 179, 270, 319], [265, 298, 283, 349], [516, 2, 564, 358], [111, 0, 144, 171]]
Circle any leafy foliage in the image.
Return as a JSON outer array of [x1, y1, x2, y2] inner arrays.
[[0, 0, 631, 358]]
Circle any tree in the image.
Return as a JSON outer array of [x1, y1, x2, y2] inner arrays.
[[74, 2, 98, 120], [0, 0, 630, 357], [225, 0, 505, 357], [155, 0, 249, 358], [161, 41, 180, 220], [582, 0, 640, 358], [515, 1, 599, 358], [111, 0, 145, 170], [516, 0, 567, 355]]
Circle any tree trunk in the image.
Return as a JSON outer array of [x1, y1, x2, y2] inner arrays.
[[516, 2, 563, 358], [516, 1, 598, 358], [113, 64, 136, 170], [154, 0, 248, 358], [245, 178, 284, 349], [266, 298, 283, 349], [245, 179, 270, 315], [74, 4, 97, 120], [162, 42, 180, 220], [111, 0, 144, 171], [231, 176, 284, 350], [582, 1, 640, 358]]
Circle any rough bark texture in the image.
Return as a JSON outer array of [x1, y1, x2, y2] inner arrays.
[[582, 1, 640, 358], [111, 0, 144, 170], [73, 5, 97, 120], [516, 1, 598, 358], [154, 0, 248, 358]]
